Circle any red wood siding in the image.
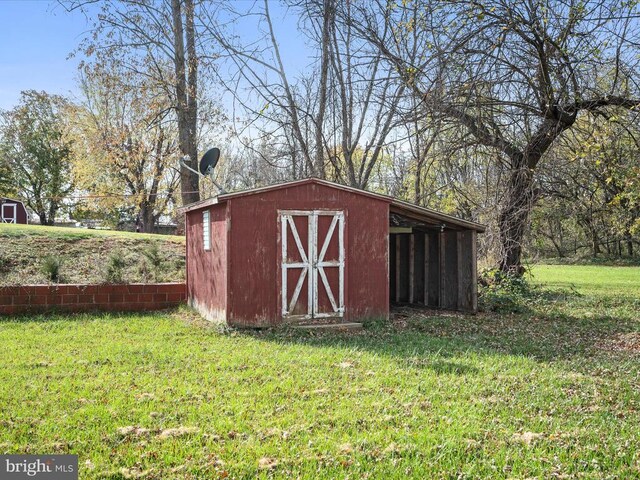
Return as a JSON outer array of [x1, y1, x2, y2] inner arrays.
[[183, 178, 481, 325], [185, 202, 227, 322], [225, 182, 389, 327], [0, 283, 185, 316], [0, 198, 28, 224]]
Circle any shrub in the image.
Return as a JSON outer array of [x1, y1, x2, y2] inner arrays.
[[141, 243, 164, 282], [106, 253, 126, 283], [0, 254, 10, 274], [478, 268, 533, 313], [40, 255, 62, 283]]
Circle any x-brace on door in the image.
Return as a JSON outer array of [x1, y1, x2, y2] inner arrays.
[[280, 210, 345, 320]]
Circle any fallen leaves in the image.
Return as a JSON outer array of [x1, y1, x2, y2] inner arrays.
[[338, 443, 353, 454], [596, 332, 640, 353], [135, 392, 155, 401], [511, 431, 544, 446], [383, 442, 401, 455], [117, 426, 151, 438], [258, 457, 278, 470], [259, 428, 290, 441], [157, 427, 199, 439], [117, 426, 198, 440], [120, 466, 151, 479]]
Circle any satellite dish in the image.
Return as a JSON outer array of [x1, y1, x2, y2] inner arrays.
[[179, 147, 227, 195], [199, 148, 220, 176]]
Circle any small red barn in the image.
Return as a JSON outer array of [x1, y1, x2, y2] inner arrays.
[[182, 178, 484, 327], [0, 197, 28, 224]]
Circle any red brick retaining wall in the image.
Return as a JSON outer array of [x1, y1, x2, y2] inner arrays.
[[0, 283, 186, 316]]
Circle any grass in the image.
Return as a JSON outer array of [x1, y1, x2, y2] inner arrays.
[[0, 223, 184, 243], [529, 264, 640, 298], [0, 223, 185, 285], [0, 265, 639, 478]]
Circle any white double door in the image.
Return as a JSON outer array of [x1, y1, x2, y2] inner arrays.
[[280, 210, 345, 320]]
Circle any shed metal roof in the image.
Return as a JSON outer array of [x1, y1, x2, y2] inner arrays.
[[179, 178, 485, 232]]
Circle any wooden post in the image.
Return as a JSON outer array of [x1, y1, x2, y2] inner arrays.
[[457, 231, 464, 311], [439, 230, 445, 308], [423, 234, 429, 305], [472, 230, 478, 312], [395, 234, 401, 303], [409, 234, 415, 303]]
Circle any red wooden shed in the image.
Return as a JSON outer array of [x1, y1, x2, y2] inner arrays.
[[181, 178, 485, 328], [0, 197, 28, 224]]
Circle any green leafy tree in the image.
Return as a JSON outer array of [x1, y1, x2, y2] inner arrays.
[[69, 62, 181, 233], [0, 160, 16, 197], [0, 91, 75, 225], [66, 0, 203, 205]]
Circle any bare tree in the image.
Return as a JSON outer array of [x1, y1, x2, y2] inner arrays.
[[351, 0, 640, 273], [202, 0, 408, 188], [200, 0, 323, 177], [322, 0, 407, 188]]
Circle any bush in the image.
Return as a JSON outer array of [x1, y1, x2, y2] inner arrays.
[[141, 243, 164, 282], [478, 268, 533, 313], [40, 255, 62, 283], [106, 253, 126, 283], [0, 254, 10, 274]]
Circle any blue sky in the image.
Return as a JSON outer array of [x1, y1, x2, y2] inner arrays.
[[0, 1, 92, 109], [0, 1, 311, 111]]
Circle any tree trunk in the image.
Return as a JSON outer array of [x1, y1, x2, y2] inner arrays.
[[185, 0, 199, 197], [624, 227, 633, 257], [497, 166, 534, 275], [140, 204, 156, 234], [313, 0, 333, 179], [37, 211, 49, 226], [172, 0, 199, 206], [592, 230, 600, 257], [414, 162, 422, 205]]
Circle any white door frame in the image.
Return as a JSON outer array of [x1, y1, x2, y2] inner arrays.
[[1, 203, 17, 223], [280, 210, 345, 320]]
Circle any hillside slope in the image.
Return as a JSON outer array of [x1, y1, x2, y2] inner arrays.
[[0, 224, 185, 285]]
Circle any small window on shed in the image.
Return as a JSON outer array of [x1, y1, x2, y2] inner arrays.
[[203, 210, 211, 250]]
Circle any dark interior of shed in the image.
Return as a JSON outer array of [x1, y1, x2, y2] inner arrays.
[[389, 213, 477, 312]]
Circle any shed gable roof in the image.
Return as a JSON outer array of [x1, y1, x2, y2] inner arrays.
[[180, 178, 485, 232], [0, 197, 25, 206]]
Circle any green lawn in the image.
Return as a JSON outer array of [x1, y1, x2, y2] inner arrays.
[[0, 223, 184, 243], [0, 265, 639, 478], [530, 264, 640, 297]]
